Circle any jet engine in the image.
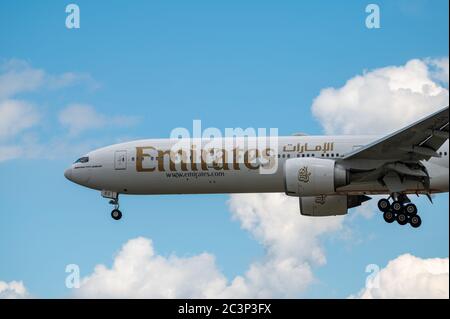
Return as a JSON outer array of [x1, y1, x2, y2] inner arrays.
[[284, 158, 349, 196], [299, 194, 371, 216]]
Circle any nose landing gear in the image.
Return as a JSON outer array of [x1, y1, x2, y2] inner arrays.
[[377, 195, 421, 228], [101, 190, 123, 221], [110, 199, 122, 221]]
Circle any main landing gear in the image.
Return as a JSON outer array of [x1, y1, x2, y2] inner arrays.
[[101, 190, 123, 220], [377, 196, 421, 228]]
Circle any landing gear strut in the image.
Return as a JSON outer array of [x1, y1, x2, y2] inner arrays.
[[101, 190, 123, 220], [377, 195, 421, 228]]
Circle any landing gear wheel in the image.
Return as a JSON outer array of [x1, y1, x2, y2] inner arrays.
[[404, 203, 417, 216], [391, 201, 403, 213], [396, 213, 408, 225], [383, 211, 396, 223], [410, 215, 422, 228], [111, 209, 122, 220], [378, 199, 390, 212]]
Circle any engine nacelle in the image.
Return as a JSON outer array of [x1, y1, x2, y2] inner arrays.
[[300, 195, 371, 217], [284, 158, 348, 196]]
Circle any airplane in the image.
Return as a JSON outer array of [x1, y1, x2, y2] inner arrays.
[[64, 106, 449, 228]]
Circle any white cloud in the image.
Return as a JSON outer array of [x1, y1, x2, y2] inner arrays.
[[76, 194, 345, 298], [0, 100, 39, 140], [0, 281, 29, 299], [0, 134, 107, 163], [75, 237, 229, 298], [47, 72, 100, 91], [352, 254, 449, 299], [58, 104, 139, 136], [427, 57, 449, 86], [223, 193, 344, 298], [0, 59, 98, 100], [0, 59, 135, 162], [312, 58, 449, 135], [0, 145, 23, 162], [0, 59, 102, 162], [0, 59, 45, 100], [227, 193, 343, 268], [349, 195, 385, 220]]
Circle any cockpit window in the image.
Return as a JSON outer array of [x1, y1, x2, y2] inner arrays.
[[74, 156, 89, 164]]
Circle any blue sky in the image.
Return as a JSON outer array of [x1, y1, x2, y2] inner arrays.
[[0, 0, 448, 298]]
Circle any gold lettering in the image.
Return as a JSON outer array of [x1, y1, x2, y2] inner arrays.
[[233, 148, 241, 170], [191, 145, 198, 171], [158, 149, 176, 171], [136, 147, 156, 172], [180, 149, 189, 171], [244, 149, 259, 170], [212, 148, 229, 170], [261, 148, 275, 170], [200, 148, 208, 170]]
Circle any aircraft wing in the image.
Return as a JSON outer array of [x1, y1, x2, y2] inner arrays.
[[343, 106, 449, 162]]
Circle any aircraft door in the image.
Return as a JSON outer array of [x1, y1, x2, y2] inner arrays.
[[114, 150, 127, 170]]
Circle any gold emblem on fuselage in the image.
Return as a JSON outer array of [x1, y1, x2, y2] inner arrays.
[[298, 166, 311, 183]]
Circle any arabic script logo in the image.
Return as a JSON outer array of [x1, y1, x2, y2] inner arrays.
[[315, 195, 327, 205], [298, 166, 311, 183]]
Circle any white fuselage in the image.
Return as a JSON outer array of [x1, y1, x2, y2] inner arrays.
[[64, 136, 449, 196]]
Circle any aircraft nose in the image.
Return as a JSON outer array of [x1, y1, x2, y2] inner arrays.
[[64, 168, 72, 180]]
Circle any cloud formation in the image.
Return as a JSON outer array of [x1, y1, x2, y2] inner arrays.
[[352, 254, 449, 299], [0, 59, 98, 100], [428, 57, 449, 86], [0, 60, 44, 100], [75, 194, 344, 298], [312, 58, 449, 135], [226, 193, 344, 297], [0, 59, 97, 161], [59, 104, 139, 136], [0, 59, 136, 162], [0, 99, 39, 141], [0, 281, 29, 299], [74, 237, 229, 298]]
